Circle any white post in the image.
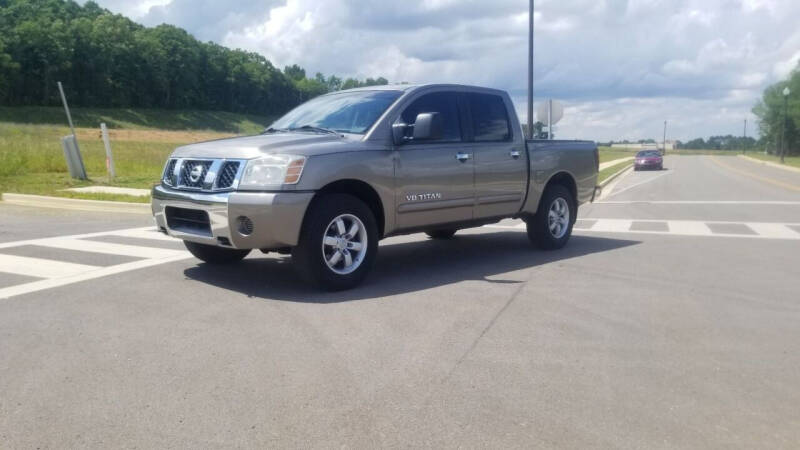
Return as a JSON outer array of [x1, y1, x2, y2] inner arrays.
[[526, 0, 534, 139], [548, 99, 553, 140], [100, 123, 115, 179]]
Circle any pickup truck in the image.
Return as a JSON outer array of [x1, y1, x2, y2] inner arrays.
[[152, 84, 598, 290]]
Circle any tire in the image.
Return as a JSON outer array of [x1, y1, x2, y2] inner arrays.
[[526, 184, 575, 250], [425, 229, 457, 239], [292, 194, 379, 291], [184, 241, 250, 264]]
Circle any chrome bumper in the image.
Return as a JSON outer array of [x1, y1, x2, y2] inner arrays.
[[151, 185, 314, 249]]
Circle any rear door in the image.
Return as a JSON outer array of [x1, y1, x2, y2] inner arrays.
[[467, 92, 528, 218], [394, 91, 475, 230]]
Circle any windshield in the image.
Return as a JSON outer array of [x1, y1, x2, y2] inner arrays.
[[637, 151, 661, 157], [269, 90, 402, 134]]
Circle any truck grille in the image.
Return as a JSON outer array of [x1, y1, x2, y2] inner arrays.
[[217, 161, 240, 189], [179, 160, 213, 188], [161, 158, 245, 192]]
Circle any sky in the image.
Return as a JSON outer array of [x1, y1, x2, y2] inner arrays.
[[87, 0, 800, 142]]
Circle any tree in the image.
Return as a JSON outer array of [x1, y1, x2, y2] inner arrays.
[[753, 63, 799, 156]]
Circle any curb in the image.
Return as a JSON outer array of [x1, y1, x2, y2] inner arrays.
[[1, 193, 151, 215], [599, 163, 633, 188], [738, 155, 800, 174]]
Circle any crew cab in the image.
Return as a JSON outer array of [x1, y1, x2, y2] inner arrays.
[[152, 84, 599, 290]]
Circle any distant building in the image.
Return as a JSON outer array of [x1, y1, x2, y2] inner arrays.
[[611, 140, 677, 151]]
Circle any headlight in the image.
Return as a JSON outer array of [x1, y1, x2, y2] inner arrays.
[[239, 154, 306, 188]]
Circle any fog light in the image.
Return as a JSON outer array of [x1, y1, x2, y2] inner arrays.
[[236, 216, 254, 236]]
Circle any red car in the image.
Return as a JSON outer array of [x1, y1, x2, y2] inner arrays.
[[634, 150, 663, 171]]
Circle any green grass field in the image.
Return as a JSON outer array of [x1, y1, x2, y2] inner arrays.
[[742, 152, 800, 169], [0, 107, 272, 201]]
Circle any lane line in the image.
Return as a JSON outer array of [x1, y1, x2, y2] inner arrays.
[[0, 254, 193, 300], [604, 170, 673, 199], [709, 156, 800, 192], [39, 238, 185, 259], [598, 166, 633, 200], [0, 254, 100, 279]]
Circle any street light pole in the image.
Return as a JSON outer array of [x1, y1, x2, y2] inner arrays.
[[527, 0, 534, 139], [743, 118, 747, 154], [662, 120, 667, 155], [782, 87, 790, 164]]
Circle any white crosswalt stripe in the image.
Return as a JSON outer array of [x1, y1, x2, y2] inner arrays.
[[590, 219, 632, 232], [110, 228, 177, 242], [745, 223, 800, 239], [0, 254, 100, 279], [667, 221, 712, 236], [37, 238, 184, 259]]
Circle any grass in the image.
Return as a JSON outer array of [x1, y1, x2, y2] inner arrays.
[[598, 160, 633, 184], [598, 146, 637, 163], [0, 120, 236, 201], [0, 106, 274, 134], [741, 152, 800, 169]]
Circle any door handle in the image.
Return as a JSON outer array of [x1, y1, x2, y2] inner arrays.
[[455, 152, 471, 162], [510, 150, 521, 159]]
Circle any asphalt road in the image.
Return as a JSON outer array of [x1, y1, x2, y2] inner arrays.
[[1, 155, 799, 448]]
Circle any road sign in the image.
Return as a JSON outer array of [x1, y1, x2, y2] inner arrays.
[[536, 100, 564, 125]]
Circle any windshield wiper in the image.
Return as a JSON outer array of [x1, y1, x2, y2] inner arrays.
[[290, 125, 341, 135], [262, 127, 288, 134]]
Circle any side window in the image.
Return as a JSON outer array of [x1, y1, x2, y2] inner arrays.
[[468, 93, 511, 142], [399, 92, 462, 142]]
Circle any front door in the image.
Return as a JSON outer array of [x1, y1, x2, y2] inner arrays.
[[394, 91, 475, 230]]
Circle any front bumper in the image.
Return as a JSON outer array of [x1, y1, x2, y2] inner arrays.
[[152, 185, 314, 249]]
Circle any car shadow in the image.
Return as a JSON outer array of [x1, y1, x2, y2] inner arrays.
[[182, 232, 639, 303]]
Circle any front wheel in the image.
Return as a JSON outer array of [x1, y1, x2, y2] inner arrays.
[[292, 194, 379, 291], [184, 241, 250, 264], [526, 184, 575, 250]]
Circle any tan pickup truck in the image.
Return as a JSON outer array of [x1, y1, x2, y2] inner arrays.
[[152, 84, 599, 290]]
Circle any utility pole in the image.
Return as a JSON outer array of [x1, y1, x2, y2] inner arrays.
[[743, 119, 747, 154], [662, 120, 667, 155], [527, 0, 534, 139], [782, 87, 790, 164]]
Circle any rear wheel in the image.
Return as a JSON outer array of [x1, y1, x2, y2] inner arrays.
[[526, 184, 575, 250], [425, 229, 457, 239], [292, 194, 378, 291], [184, 241, 250, 264]]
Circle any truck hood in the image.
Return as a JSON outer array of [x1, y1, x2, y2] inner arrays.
[[170, 132, 360, 159]]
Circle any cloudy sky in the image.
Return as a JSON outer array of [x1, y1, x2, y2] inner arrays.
[[88, 0, 800, 141]]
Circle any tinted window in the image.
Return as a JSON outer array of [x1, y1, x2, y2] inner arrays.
[[400, 92, 462, 142], [468, 93, 511, 141]]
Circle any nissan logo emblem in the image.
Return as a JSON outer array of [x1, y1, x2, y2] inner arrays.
[[189, 164, 204, 183]]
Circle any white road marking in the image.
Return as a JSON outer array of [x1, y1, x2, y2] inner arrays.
[[0, 226, 192, 300], [485, 219, 800, 241], [0, 254, 100, 279], [667, 221, 712, 236], [595, 200, 800, 205], [745, 223, 800, 239], [598, 167, 633, 200], [604, 170, 673, 199], [0, 254, 192, 300], [40, 238, 184, 259], [590, 219, 633, 232]]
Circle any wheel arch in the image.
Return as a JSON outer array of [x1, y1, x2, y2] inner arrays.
[[311, 179, 386, 237], [541, 171, 578, 212]]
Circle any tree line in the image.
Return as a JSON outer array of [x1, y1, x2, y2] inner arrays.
[[0, 0, 388, 116]]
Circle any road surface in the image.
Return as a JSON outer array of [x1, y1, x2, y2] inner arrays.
[[1, 155, 799, 448]]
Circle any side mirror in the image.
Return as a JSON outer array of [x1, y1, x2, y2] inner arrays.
[[392, 122, 408, 146], [412, 112, 443, 141]]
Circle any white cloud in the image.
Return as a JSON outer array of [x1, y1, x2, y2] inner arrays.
[[86, 0, 800, 141]]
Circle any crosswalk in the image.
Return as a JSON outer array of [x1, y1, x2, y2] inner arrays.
[[486, 218, 800, 240], [0, 227, 192, 300]]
